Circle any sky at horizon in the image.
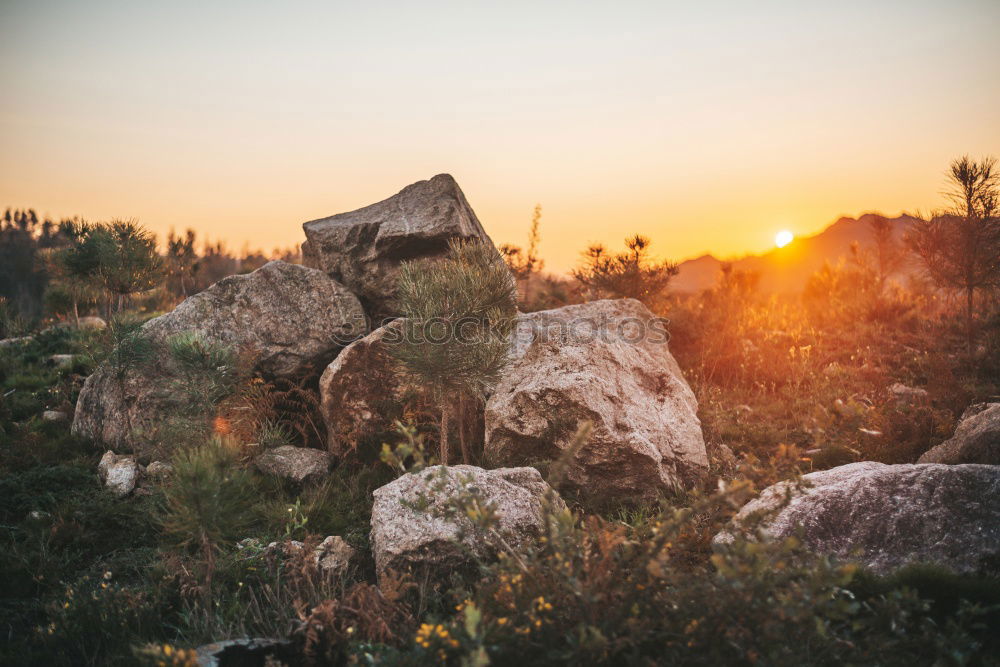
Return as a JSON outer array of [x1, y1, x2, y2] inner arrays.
[[2, 0, 998, 273]]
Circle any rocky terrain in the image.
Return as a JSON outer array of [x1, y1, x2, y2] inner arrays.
[[70, 174, 999, 585], [6, 173, 997, 664]]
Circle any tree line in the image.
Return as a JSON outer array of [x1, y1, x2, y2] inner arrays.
[[0, 210, 299, 334]]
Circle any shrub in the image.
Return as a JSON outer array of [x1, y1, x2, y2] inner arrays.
[[160, 439, 255, 604], [393, 239, 517, 464]]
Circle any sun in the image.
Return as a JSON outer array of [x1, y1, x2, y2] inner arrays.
[[775, 230, 794, 248]]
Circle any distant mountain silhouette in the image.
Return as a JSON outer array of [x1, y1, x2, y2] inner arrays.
[[672, 213, 923, 293]]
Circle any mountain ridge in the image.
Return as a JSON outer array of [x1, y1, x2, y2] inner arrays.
[[672, 212, 923, 293]]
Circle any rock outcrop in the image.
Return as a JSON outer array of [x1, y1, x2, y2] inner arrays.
[[716, 462, 1000, 575], [302, 174, 494, 319], [255, 446, 333, 485], [918, 403, 1000, 465], [98, 450, 140, 497], [486, 299, 707, 505], [370, 465, 563, 581], [73, 261, 367, 456]]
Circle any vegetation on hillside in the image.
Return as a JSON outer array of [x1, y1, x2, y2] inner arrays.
[[1, 157, 999, 664]]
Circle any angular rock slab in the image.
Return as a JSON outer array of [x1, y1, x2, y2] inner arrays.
[[486, 298, 706, 506], [73, 261, 367, 456], [370, 465, 563, 581], [918, 403, 1000, 465], [302, 174, 494, 319], [255, 445, 333, 485], [716, 462, 1000, 575]]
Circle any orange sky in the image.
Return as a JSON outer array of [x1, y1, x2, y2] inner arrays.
[[2, 1, 998, 273]]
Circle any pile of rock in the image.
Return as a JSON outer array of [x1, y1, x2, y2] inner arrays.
[[97, 451, 173, 497], [65, 174, 704, 580], [70, 172, 1000, 584]]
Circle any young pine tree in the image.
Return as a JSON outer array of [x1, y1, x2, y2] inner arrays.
[[907, 156, 1000, 351], [392, 239, 518, 464]]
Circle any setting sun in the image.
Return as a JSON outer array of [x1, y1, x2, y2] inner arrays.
[[775, 230, 794, 248]]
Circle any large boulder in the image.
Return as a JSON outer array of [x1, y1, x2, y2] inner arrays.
[[73, 261, 367, 457], [370, 465, 563, 581], [319, 319, 408, 457], [318, 318, 483, 460], [716, 462, 1000, 575], [918, 403, 1000, 465], [302, 174, 494, 319], [486, 299, 707, 506], [255, 445, 333, 485]]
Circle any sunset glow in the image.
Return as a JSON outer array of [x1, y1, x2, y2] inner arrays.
[[1, 1, 999, 272], [775, 230, 794, 248]]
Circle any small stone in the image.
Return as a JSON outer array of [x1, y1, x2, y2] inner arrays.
[[255, 446, 333, 485], [47, 354, 76, 370], [316, 535, 356, 577], [145, 461, 174, 480], [97, 450, 139, 497], [889, 382, 929, 406]]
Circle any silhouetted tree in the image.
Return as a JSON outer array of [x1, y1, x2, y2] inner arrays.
[[166, 229, 200, 297], [866, 214, 905, 293], [908, 156, 1000, 351], [573, 234, 678, 309]]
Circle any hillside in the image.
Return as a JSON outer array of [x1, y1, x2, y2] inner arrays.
[[673, 213, 923, 293]]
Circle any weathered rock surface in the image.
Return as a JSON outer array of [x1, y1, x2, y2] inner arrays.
[[47, 354, 77, 370], [316, 535, 357, 577], [918, 403, 1000, 465], [255, 445, 332, 484], [73, 261, 367, 455], [302, 174, 494, 318], [318, 317, 483, 460], [42, 410, 68, 422], [98, 450, 140, 497], [71, 316, 107, 331], [145, 461, 173, 480], [486, 299, 706, 505], [889, 382, 929, 406], [262, 535, 356, 578], [319, 320, 407, 456], [195, 638, 296, 667], [370, 465, 563, 580], [716, 462, 1000, 575], [0, 336, 32, 348]]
